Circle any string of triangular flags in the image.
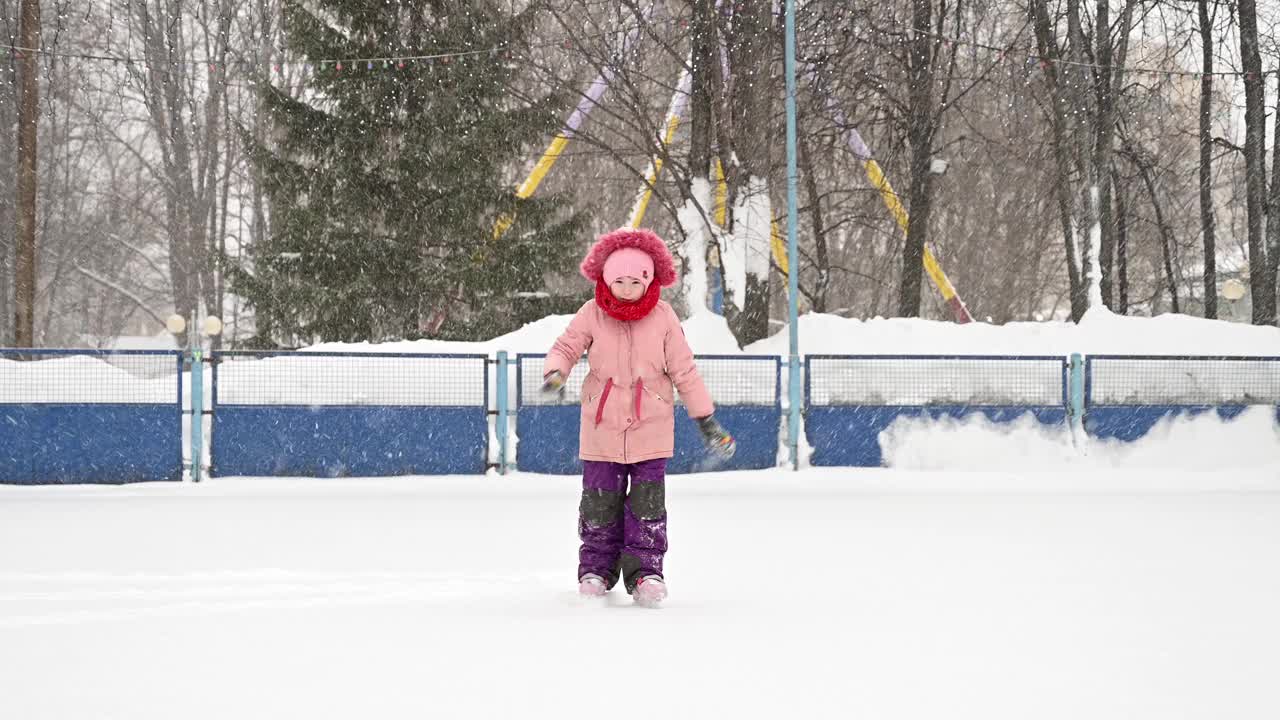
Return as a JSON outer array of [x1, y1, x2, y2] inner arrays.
[[4, 18, 1277, 82], [0, 14, 672, 76]]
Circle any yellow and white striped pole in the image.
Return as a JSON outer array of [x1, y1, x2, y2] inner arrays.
[[862, 156, 971, 322], [627, 67, 692, 228], [492, 5, 654, 239], [831, 100, 972, 323]]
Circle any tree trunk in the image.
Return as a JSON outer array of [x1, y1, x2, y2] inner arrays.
[[1099, 183, 1114, 307], [1198, 0, 1217, 319], [199, 1, 235, 330], [1268, 69, 1280, 316], [1066, 0, 1102, 314], [14, 0, 39, 348], [1113, 166, 1130, 313], [1030, 0, 1086, 320], [688, 0, 714, 179], [250, 0, 275, 345], [1135, 150, 1180, 313], [0, 3, 15, 346], [1094, 0, 1114, 309], [799, 132, 829, 313], [724, 0, 772, 346], [679, 0, 716, 314], [1237, 0, 1274, 324], [132, 0, 231, 328], [898, 0, 938, 317], [135, 2, 196, 323]]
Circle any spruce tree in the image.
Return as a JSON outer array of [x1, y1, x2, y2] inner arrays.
[[236, 0, 584, 344]]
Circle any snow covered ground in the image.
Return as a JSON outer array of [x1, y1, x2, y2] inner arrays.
[[5, 309, 1280, 718], [3, 463, 1279, 720]]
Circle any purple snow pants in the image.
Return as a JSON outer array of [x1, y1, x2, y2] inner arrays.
[[578, 458, 667, 594]]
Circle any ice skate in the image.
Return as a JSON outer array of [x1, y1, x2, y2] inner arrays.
[[578, 573, 607, 598], [633, 575, 667, 608]]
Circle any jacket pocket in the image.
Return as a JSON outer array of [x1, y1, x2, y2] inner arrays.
[[644, 376, 676, 406], [646, 387, 671, 405], [580, 372, 600, 406]]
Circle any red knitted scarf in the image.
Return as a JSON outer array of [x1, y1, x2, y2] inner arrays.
[[595, 278, 660, 322]]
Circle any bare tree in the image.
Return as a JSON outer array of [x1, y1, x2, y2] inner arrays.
[[0, 0, 16, 345], [13, 0, 38, 347], [721, 0, 774, 344], [1237, 0, 1275, 324], [1197, 0, 1217, 318], [678, 0, 717, 314], [1113, 165, 1129, 312], [897, 0, 957, 317], [1269, 68, 1280, 312], [1029, 0, 1135, 321], [1123, 140, 1180, 312], [118, 0, 236, 326]]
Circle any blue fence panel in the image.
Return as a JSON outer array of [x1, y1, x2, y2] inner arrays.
[[0, 349, 183, 484], [1084, 355, 1280, 441], [515, 354, 781, 475], [804, 355, 1069, 467], [211, 352, 488, 477]]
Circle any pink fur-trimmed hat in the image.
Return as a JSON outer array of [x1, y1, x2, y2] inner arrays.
[[602, 247, 654, 288], [579, 227, 678, 288]]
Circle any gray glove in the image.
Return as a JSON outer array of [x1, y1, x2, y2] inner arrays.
[[541, 370, 566, 398], [696, 414, 736, 459]]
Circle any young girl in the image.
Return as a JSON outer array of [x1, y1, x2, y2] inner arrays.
[[542, 227, 735, 607]]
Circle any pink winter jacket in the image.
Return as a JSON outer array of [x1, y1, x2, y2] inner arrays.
[[544, 299, 714, 464]]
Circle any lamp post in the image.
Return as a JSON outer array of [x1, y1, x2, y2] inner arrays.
[[1220, 278, 1248, 323], [168, 309, 223, 482], [1221, 278, 1247, 302]]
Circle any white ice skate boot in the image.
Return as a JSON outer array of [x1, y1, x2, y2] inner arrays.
[[578, 573, 607, 598], [633, 575, 667, 608]]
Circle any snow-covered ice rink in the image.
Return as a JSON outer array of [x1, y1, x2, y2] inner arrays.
[[4, 466, 1280, 719], [5, 308, 1280, 717]]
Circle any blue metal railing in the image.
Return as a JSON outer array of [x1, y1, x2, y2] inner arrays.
[[209, 350, 489, 477], [803, 354, 1070, 467], [4, 348, 1275, 482], [1084, 355, 1280, 440], [0, 349, 183, 484]]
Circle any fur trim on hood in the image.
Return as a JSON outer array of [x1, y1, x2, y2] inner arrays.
[[579, 227, 678, 288]]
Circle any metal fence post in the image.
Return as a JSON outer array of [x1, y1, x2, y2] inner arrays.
[[788, 355, 801, 469], [190, 349, 203, 482], [784, 0, 801, 470], [496, 351, 509, 475], [1068, 353, 1085, 436]]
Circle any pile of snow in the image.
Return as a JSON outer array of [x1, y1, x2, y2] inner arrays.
[[304, 306, 1280, 359], [881, 407, 1280, 472], [303, 307, 746, 357], [81, 331, 178, 351], [675, 310, 743, 355], [0, 354, 176, 404], [749, 308, 1280, 357], [806, 356, 1065, 405], [303, 313, 576, 357], [1089, 356, 1280, 404], [6, 308, 1279, 410], [215, 355, 486, 406]]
